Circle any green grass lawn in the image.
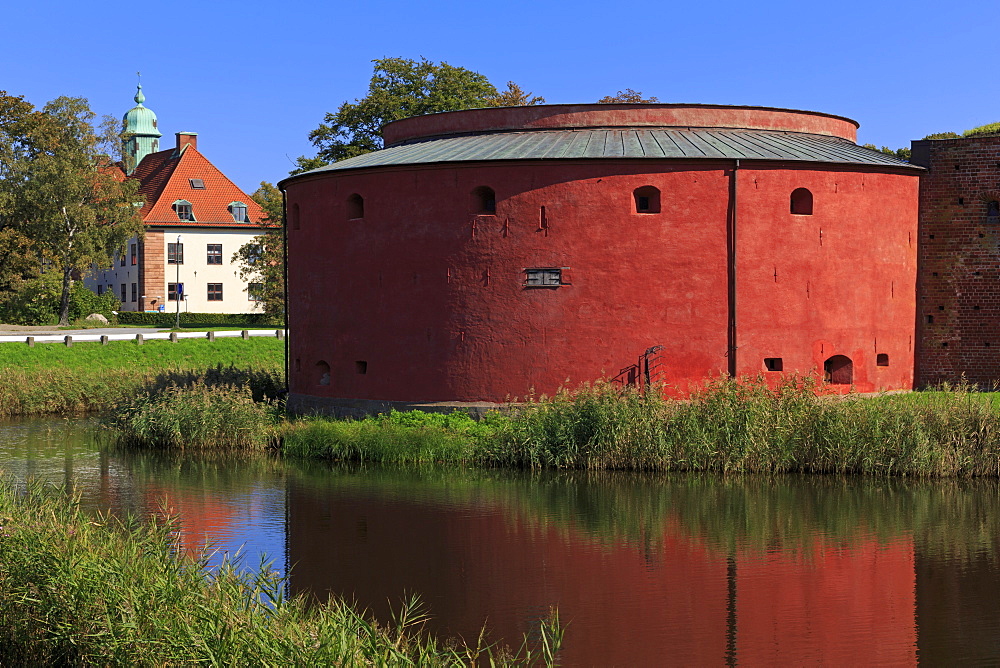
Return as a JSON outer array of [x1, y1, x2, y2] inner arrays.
[[0, 337, 284, 416]]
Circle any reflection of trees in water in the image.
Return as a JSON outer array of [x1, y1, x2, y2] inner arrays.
[[288, 461, 1000, 562]]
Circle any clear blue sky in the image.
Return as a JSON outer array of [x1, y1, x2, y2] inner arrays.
[[2, 0, 996, 193]]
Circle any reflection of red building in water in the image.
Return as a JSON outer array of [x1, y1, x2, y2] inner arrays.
[[281, 104, 921, 413], [287, 479, 917, 665]]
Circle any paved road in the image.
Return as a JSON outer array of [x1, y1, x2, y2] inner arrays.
[[0, 327, 286, 344]]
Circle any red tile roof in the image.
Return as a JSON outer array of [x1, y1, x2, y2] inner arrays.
[[132, 144, 267, 228]]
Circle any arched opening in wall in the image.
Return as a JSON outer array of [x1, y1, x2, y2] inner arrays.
[[316, 360, 331, 386], [633, 186, 661, 213], [790, 188, 813, 215], [347, 194, 364, 220], [471, 186, 496, 214], [877, 353, 889, 367], [987, 200, 1000, 225], [823, 355, 853, 384]]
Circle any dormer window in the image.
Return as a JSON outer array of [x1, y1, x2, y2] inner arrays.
[[229, 202, 248, 223], [173, 200, 195, 221], [189, 178, 205, 189]]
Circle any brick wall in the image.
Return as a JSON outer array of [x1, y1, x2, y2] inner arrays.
[[912, 135, 1000, 386], [140, 229, 164, 312]]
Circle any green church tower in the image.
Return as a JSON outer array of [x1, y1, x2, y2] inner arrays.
[[122, 83, 162, 175]]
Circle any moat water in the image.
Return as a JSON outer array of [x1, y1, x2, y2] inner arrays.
[[4, 416, 1000, 665]]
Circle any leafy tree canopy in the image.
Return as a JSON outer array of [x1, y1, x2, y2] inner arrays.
[[923, 131, 961, 140], [232, 182, 284, 319], [487, 81, 545, 107], [297, 57, 545, 172], [964, 122, 1000, 138], [0, 95, 143, 325], [862, 143, 911, 161], [597, 89, 660, 103]]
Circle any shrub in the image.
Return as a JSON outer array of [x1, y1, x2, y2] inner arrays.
[[0, 273, 119, 325], [116, 311, 282, 327]]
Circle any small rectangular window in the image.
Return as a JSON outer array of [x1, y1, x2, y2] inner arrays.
[[97, 285, 104, 296], [876, 353, 889, 367], [130, 283, 137, 303], [168, 243, 184, 265], [189, 178, 205, 189], [248, 282, 264, 301], [207, 244, 222, 264], [524, 268, 563, 287], [230, 203, 248, 222], [174, 203, 194, 221], [168, 282, 184, 301], [119, 252, 125, 267], [764, 358, 783, 371], [120, 283, 126, 302], [207, 283, 223, 301], [130, 243, 137, 266]]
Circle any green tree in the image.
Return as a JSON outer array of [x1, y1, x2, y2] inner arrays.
[[2, 96, 143, 325], [862, 143, 911, 161], [299, 57, 543, 171], [923, 131, 961, 140], [597, 89, 660, 103], [233, 182, 284, 319], [0, 92, 43, 303], [487, 81, 545, 107]]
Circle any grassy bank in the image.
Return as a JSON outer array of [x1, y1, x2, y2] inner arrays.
[[106, 376, 1000, 477], [0, 479, 561, 665], [0, 337, 283, 416]]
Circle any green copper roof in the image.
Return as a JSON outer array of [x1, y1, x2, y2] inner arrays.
[[295, 127, 921, 176], [123, 84, 162, 139]]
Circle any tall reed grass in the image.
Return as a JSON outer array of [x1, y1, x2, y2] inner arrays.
[[106, 383, 282, 450], [0, 479, 562, 665], [107, 375, 1000, 477], [482, 378, 1000, 476]]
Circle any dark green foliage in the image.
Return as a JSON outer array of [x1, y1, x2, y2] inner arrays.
[[116, 311, 282, 326], [231, 182, 285, 319], [923, 131, 961, 140], [862, 143, 911, 161], [0, 479, 562, 665], [0, 272, 119, 324], [305, 57, 498, 166]]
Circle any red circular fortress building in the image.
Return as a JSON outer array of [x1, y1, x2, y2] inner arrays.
[[281, 104, 921, 414]]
